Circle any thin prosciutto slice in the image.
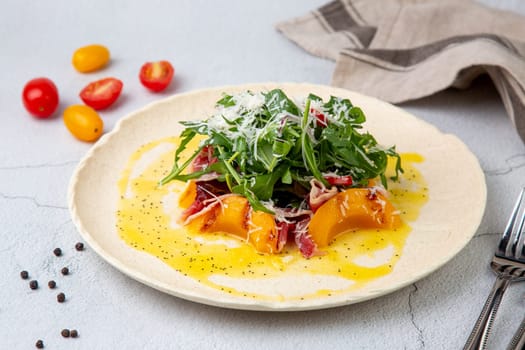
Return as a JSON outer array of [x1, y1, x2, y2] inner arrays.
[[293, 217, 322, 259], [308, 179, 338, 212]]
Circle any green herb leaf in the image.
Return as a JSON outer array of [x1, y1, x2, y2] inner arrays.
[[301, 98, 327, 185], [160, 90, 404, 211], [216, 94, 235, 107], [264, 89, 300, 118]]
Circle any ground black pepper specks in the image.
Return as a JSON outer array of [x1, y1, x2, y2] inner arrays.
[[35, 339, 44, 348], [20, 270, 29, 279], [29, 280, 38, 290], [53, 248, 62, 257]]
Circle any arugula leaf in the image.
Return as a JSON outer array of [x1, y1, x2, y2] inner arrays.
[[323, 96, 366, 126], [349, 106, 366, 124], [159, 128, 200, 185], [281, 167, 293, 184], [255, 140, 277, 171], [160, 89, 404, 211], [264, 89, 300, 118], [216, 94, 235, 107], [272, 139, 293, 159], [232, 184, 272, 213], [300, 98, 327, 185], [247, 164, 289, 200], [307, 93, 323, 102]]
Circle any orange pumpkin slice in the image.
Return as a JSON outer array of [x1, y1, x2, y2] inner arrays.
[[183, 190, 281, 254], [308, 188, 401, 247]]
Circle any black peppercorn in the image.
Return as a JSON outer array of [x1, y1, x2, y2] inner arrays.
[[70, 329, 78, 338], [61, 267, 69, 276], [29, 280, 38, 290], [75, 242, 84, 251], [35, 339, 44, 348], [48, 280, 56, 289], [53, 248, 62, 257], [20, 270, 29, 279], [57, 292, 65, 303], [61, 329, 70, 338]]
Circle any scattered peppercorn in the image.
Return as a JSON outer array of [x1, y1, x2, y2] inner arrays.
[[35, 339, 44, 348], [70, 329, 78, 338], [20, 270, 29, 279], [48, 280, 56, 289], [61, 267, 69, 276], [53, 248, 62, 257], [57, 292, 66, 303], [75, 242, 84, 251], [29, 280, 38, 290], [61, 329, 70, 338]]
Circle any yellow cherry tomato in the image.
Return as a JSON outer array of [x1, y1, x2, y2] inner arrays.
[[63, 105, 103, 142], [72, 44, 110, 73]]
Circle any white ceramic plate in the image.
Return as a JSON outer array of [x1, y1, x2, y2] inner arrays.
[[68, 82, 486, 311]]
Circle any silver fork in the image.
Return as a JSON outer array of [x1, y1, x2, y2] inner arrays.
[[464, 188, 525, 350], [507, 312, 525, 350]]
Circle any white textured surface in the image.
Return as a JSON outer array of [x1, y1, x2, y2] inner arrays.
[[0, 0, 524, 349]]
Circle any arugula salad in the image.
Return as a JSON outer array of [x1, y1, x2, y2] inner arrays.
[[160, 89, 403, 257]]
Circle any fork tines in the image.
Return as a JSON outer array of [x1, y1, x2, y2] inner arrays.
[[497, 188, 525, 262]]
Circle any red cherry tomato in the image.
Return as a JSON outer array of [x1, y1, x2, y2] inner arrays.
[[79, 77, 123, 110], [22, 77, 59, 118], [310, 108, 327, 128], [139, 60, 174, 92]]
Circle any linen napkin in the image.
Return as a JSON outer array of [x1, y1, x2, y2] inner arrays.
[[276, 0, 525, 143]]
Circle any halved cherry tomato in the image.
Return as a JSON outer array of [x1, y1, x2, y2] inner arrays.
[[72, 44, 110, 73], [310, 108, 327, 127], [22, 77, 59, 118], [79, 78, 123, 110], [63, 105, 103, 142], [139, 60, 174, 92]]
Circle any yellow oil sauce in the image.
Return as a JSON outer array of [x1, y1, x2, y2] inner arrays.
[[116, 137, 428, 301]]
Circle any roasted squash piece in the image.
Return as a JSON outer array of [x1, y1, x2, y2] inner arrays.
[[308, 188, 401, 247], [178, 181, 197, 209], [208, 196, 251, 236], [185, 194, 280, 254], [186, 195, 250, 237], [248, 210, 280, 254]]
